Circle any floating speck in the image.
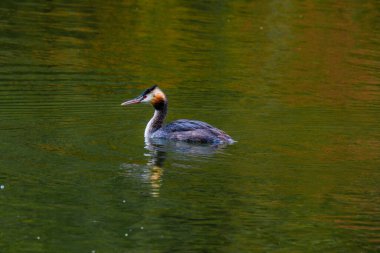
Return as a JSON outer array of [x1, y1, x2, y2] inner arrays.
[[140, 226, 144, 230], [0, 185, 4, 190], [122, 200, 126, 203], [36, 236, 40, 240], [91, 250, 96, 253], [125, 233, 128, 237], [259, 26, 264, 30]]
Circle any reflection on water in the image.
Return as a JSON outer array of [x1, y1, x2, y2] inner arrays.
[[121, 140, 229, 198], [120, 144, 167, 198]]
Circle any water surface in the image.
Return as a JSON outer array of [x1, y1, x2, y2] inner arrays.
[[0, 1, 379, 252]]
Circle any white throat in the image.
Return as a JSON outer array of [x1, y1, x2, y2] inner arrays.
[[144, 110, 160, 139]]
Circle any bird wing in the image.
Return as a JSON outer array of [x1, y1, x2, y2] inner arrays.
[[158, 120, 232, 144], [162, 119, 215, 132]]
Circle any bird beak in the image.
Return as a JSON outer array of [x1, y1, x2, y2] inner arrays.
[[121, 96, 143, 106]]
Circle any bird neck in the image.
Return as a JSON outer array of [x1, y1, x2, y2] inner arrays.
[[144, 102, 167, 139]]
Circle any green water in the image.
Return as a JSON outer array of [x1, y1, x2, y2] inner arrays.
[[1, 1, 379, 252]]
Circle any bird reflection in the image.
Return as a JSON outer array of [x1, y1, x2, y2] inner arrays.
[[121, 139, 229, 198], [145, 142, 166, 198], [146, 139, 230, 197]]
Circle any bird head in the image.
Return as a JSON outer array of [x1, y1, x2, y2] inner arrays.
[[121, 85, 167, 110]]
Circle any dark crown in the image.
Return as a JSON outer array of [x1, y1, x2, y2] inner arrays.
[[142, 85, 158, 96]]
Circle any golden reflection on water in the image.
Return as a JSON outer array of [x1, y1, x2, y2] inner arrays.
[[149, 165, 163, 198], [145, 143, 166, 198]]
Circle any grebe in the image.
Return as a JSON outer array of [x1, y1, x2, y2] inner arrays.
[[121, 85, 234, 145]]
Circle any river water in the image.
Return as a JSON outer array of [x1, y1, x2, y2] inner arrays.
[[0, 1, 379, 252]]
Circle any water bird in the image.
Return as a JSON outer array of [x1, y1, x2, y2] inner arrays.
[[121, 85, 234, 145]]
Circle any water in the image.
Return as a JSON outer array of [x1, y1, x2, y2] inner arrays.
[[0, 0, 379, 252]]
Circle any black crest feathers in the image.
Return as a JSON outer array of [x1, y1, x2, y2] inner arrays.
[[142, 85, 158, 96]]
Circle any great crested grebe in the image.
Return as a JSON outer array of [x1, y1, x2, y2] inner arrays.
[[121, 85, 234, 145]]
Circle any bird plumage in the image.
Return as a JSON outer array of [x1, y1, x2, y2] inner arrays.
[[121, 85, 234, 145]]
